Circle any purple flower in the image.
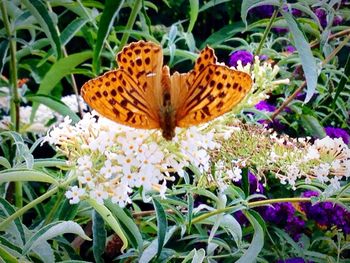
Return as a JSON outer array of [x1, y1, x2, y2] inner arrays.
[[259, 54, 268, 61], [229, 50, 254, 67], [282, 5, 303, 17], [285, 45, 296, 53], [324, 126, 350, 144], [262, 202, 305, 241], [276, 258, 312, 263], [255, 100, 276, 112], [250, 5, 275, 18], [314, 8, 343, 27], [315, 8, 327, 28], [333, 15, 343, 26], [300, 191, 350, 234]]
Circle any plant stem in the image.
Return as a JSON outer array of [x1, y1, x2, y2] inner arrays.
[[43, 188, 65, 225], [271, 33, 350, 120], [190, 197, 350, 225], [1, 0, 22, 208], [0, 174, 77, 230], [255, 8, 278, 56], [117, 0, 142, 53]]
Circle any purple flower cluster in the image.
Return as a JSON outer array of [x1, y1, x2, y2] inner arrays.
[[314, 8, 343, 28], [299, 191, 350, 234], [324, 126, 350, 144], [262, 202, 305, 241], [229, 50, 254, 67], [285, 45, 296, 53], [254, 100, 287, 132], [255, 100, 276, 112], [249, 5, 302, 19]]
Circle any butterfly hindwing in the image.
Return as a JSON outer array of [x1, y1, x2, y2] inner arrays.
[[176, 64, 252, 127], [81, 70, 160, 129]]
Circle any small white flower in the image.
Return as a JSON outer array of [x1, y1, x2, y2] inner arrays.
[[77, 155, 93, 171], [90, 186, 109, 204], [65, 186, 85, 204], [227, 167, 242, 182], [78, 170, 95, 188], [100, 159, 120, 179]]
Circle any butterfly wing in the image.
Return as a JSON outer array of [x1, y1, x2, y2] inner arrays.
[[116, 40, 164, 112], [81, 70, 160, 129], [81, 41, 165, 129], [175, 62, 252, 127]]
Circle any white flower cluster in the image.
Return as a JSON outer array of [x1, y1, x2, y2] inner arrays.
[[46, 111, 223, 206], [307, 136, 350, 188], [270, 135, 350, 190], [0, 95, 87, 134], [213, 160, 243, 192], [233, 56, 289, 108]]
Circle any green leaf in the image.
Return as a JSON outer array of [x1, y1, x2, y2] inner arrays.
[[40, 17, 89, 62], [0, 198, 25, 244], [87, 199, 128, 251], [92, 210, 106, 263], [22, 221, 91, 256], [199, 0, 231, 12], [26, 94, 80, 123], [31, 51, 92, 118], [0, 40, 9, 74], [236, 211, 264, 263], [241, 168, 249, 198], [188, 0, 199, 33], [241, 0, 280, 27], [333, 53, 350, 108], [201, 23, 245, 48], [21, 0, 61, 58], [93, 0, 124, 75], [61, 18, 88, 46], [0, 244, 18, 263], [0, 169, 58, 185], [105, 200, 143, 252], [282, 11, 318, 103], [0, 157, 11, 169], [139, 226, 177, 263], [35, 51, 92, 97], [187, 192, 194, 230], [152, 198, 168, 258], [192, 248, 205, 263], [300, 115, 326, 138]]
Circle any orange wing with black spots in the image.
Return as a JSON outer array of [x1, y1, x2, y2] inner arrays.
[[81, 41, 253, 140], [176, 64, 252, 127], [81, 70, 160, 129]]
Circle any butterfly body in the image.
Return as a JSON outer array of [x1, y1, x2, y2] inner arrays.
[[81, 41, 252, 140]]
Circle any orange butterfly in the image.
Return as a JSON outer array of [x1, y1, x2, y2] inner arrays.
[[81, 41, 252, 140]]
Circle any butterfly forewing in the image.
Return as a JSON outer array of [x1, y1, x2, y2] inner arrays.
[[81, 70, 160, 129], [176, 64, 252, 127], [116, 41, 164, 112]]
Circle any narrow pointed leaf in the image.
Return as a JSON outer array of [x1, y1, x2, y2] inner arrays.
[[92, 0, 124, 74], [26, 94, 80, 123], [282, 10, 318, 103], [22, 221, 91, 255], [21, 0, 61, 58], [152, 198, 168, 258], [92, 210, 106, 263]]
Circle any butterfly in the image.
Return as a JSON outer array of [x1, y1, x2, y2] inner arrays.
[[81, 41, 252, 140]]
